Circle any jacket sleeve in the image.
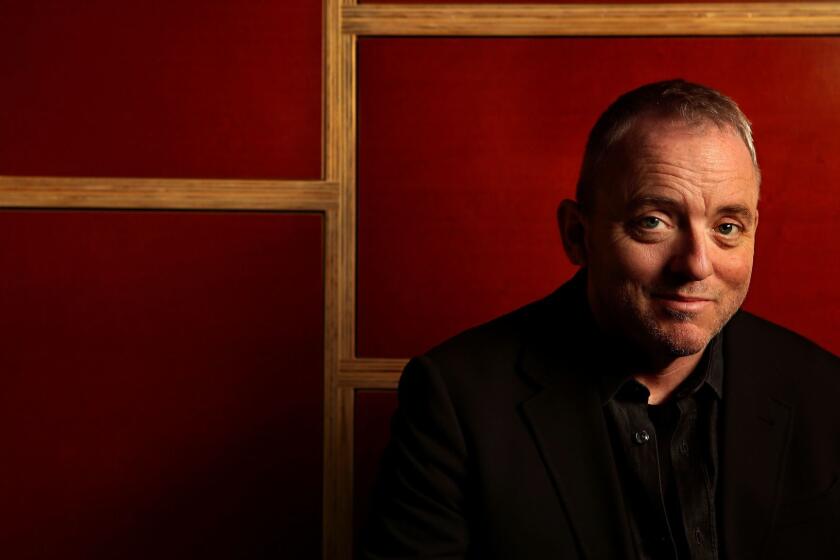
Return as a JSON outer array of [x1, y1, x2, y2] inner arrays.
[[360, 355, 470, 559]]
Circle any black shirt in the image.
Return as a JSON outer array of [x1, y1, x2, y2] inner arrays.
[[599, 336, 723, 559]]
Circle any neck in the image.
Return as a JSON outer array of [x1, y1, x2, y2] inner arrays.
[[588, 321, 708, 404], [632, 352, 704, 405]]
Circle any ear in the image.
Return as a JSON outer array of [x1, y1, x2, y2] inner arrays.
[[557, 199, 588, 266]]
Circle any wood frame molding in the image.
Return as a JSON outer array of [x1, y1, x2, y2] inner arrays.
[[0, 176, 338, 210], [323, 0, 358, 558], [339, 359, 404, 389], [343, 3, 840, 36]]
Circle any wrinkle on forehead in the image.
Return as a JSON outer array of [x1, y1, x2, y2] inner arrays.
[[596, 118, 759, 213]]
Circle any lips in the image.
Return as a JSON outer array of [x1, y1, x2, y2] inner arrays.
[[651, 292, 714, 312], [655, 293, 713, 302]]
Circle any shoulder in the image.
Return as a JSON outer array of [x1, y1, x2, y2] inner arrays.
[[400, 284, 571, 410], [422, 273, 586, 368], [421, 275, 579, 375], [723, 309, 839, 400], [423, 295, 548, 372], [725, 310, 837, 368]]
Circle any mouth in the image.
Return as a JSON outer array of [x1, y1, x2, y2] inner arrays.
[[651, 293, 715, 313]]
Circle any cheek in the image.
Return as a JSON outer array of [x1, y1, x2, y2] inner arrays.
[[607, 239, 667, 282], [589, 227, 667, 287], [715, 247, 754, 288]]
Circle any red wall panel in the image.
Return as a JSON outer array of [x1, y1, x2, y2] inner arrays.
[[0, 211, 323, 558], [0, 0, 321, 179], [357, 37, 840, 358]]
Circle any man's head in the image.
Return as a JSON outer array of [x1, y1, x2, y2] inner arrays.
[[558, 79, 760, 362]]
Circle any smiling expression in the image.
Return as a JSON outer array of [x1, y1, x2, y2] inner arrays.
[[582, 116, 759, 359]]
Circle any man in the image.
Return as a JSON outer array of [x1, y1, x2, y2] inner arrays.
[[363, 80, 839, 559]]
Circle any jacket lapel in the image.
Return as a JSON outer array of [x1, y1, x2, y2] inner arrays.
[[521, 373, 635, 559], [516, 285, 635, 559], [720, 315, 794, 559]]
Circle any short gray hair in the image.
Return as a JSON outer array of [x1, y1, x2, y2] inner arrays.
[[576, 79, 760, 211]]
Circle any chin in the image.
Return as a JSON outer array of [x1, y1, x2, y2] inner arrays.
[[642, 315, 714, 358], [654, 329, 709, 357]]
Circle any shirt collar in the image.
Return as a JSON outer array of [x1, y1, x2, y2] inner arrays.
[[597, 334, 724, 405]]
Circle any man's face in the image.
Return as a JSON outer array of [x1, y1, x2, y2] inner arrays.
[[583, 117, 759, 359]]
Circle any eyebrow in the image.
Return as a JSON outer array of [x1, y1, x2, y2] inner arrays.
[[626, 195, 682, 212], [716, 204, 756, 226]]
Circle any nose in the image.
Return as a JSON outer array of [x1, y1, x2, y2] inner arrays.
[[669, 227, 713, 281]]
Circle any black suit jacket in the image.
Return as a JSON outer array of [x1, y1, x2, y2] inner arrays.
[[363, 276, 840, 559]]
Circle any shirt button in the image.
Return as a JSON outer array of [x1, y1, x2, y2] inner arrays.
[[695, 528, 704, 545], [680, 441, 689, 455], [633, 430, 651, 444]]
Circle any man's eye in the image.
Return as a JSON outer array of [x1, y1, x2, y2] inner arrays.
[[638, 217, 663, 229], [716, 223, 741, 236]]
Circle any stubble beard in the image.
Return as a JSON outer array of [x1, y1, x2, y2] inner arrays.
[[622, 284, 749, 358], [638, 306, 712, 357]]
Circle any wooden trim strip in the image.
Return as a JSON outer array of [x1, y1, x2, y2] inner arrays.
[[326, 0, 358, 361], [341, 357, 407, 373], [324, 0, 358, 556], [339, 359, 405, 389], [333, 34, 359, 560], [324, 381, 356, 560], [335, 28, 358, 367], [343, 3, 840, 36], [0, 176, 339, 211], [337, 36, 358, 366], [334, 386, 356, 559], [338, 371, 401, 389]]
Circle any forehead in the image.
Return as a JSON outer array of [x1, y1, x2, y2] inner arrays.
[[598, 117, 759, 208]]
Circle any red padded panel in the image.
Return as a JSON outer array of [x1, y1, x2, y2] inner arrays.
[[0, 211, 323, 558], [358, 38, 840, 358], [0, 1, 321, 179], [354, 390, 398, 552]]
